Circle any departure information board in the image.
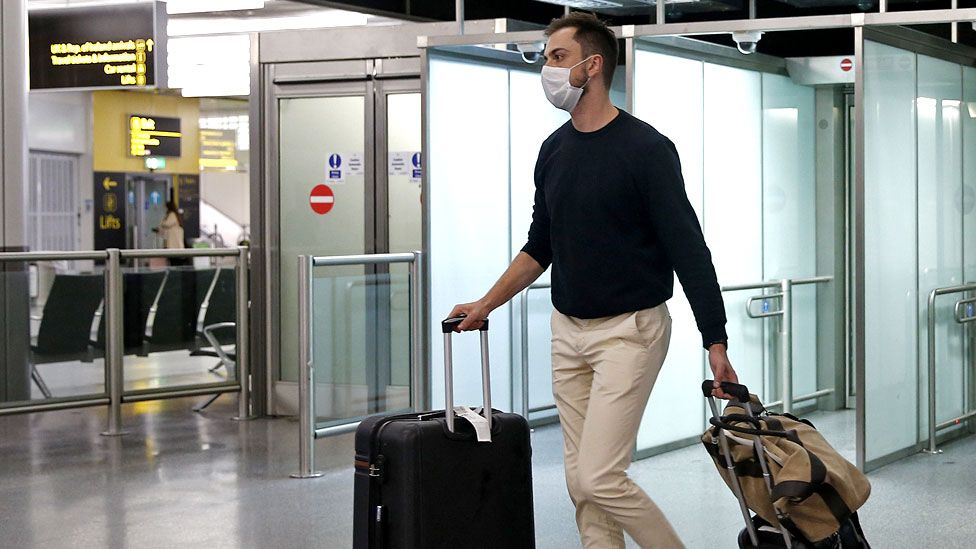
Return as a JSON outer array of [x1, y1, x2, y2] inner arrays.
[[129, 115, 182, 157], [28, 3, 166, 90]]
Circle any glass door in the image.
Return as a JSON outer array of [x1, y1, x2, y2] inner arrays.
[[270, 74, 421, 420]]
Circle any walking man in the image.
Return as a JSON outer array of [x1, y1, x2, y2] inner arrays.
[[449, 12, 738, 549]]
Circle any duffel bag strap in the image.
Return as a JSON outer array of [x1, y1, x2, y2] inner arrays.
[[770, 448, 852, 525]]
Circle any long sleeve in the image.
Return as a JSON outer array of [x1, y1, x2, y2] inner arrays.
[[644, 139, 727, 348], [521, 150, 553, 269]]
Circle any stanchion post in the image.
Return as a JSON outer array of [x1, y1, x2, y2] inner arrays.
[[409, 252, 424, 411], [233, 246, 254, 421], [520, 289, 530, 418], [101, 248, 126, 436], [292, 255, 323, 478], [924, 290, 941, 454], [781, 279, 793, 415]]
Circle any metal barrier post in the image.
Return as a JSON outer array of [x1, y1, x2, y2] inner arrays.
[[520, 288, 530, 418], [233, 246, 254, 421], [781, 279, 793, 414], [101, 248, 126, 436], [292, 255, 322, 478], [409, 251, 424, 411], [925, 289, 941, 454]]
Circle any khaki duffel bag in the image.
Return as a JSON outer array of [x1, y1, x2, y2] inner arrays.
[[701, 399, 871, 543]]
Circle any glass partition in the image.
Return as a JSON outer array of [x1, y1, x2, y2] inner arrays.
[[427, 47, 626, 413], [523, 286, 556, 415], [862, 31, 976, 467], [312, 266, 412, 427], [2, 260, 107, 405], [117, 261, 239, 393], [632, 36, 820, 454]]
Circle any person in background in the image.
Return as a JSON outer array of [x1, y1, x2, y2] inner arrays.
[[156, 201, 186, 266]]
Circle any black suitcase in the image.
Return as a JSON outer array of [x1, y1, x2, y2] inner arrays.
[[353, 317, 535, 549]]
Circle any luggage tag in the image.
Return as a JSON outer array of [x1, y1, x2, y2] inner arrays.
[[453, 406, 492, 442]]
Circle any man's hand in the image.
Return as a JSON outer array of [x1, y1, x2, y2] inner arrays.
[[447, 300, 492, 332], [708, 344, 740, 400]]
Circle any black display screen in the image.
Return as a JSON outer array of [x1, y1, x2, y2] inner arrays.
[[129, 114, 182, 157], [28, 4, 165, 90]]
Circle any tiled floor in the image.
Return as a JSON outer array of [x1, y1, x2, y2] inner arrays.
[[0, 397, 974, 548]]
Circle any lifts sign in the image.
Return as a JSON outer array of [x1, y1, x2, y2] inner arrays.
[[93, 172, 126, 250]]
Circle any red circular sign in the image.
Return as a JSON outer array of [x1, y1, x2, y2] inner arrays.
[[840, 58, 853, 72], [309, 184, 335, 215]]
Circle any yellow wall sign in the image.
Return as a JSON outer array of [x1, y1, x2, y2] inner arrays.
[[199, 129, 239, 171], [129, 114, 182, 157]]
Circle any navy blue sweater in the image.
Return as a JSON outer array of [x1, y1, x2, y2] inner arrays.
[[521, 109, 727, 348]]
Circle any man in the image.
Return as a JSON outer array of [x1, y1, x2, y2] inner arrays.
[[448, 12, 738, 549]]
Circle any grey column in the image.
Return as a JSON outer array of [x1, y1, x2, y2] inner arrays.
[[1, 0, 30, 403]]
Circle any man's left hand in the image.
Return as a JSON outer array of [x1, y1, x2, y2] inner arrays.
[[708, 344, 739, 400]]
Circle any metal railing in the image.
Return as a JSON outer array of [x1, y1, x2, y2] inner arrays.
[[0, 247, 252, 431], [924, 283, 976, 454], [519, 282, 556, 419], [292, 252, 423, 479], [721, 275, 834, 414]]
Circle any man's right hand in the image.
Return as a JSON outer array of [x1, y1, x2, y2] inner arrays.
[[447, 300, 492, 331]]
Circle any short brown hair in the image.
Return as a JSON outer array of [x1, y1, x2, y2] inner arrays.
[[545, 12, 618, 88]]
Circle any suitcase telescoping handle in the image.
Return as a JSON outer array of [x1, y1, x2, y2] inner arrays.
[[441, 315, 492, 436], [700, 379, 750, 403]]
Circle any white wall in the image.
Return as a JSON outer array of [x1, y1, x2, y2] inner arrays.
[[27, 91, 93, 251], [200, 170, 250, 227]]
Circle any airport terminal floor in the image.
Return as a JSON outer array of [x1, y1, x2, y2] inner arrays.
[[1, 397, 974, 548]]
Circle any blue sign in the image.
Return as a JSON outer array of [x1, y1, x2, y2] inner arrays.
[[411, 152, 422, 168], [412, 169, 422, 179], [329, 153, 342, 169], [329, 170, 342, 179], [149, 190, 162, 205]]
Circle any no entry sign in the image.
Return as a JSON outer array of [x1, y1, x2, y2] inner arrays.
[[840, 58, 853, 72], [309, 184, 335, 215]]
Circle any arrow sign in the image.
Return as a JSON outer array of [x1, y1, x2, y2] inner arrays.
[[146, 38, 154, 52], [103, 177, 118, 191]]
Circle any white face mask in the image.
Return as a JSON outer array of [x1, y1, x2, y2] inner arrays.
[[541, 55, 594, 112]]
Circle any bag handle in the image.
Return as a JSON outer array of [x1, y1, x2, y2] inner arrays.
[[441, 315, 491, 436]]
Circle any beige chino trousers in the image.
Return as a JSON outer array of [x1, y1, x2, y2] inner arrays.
[[551, 304, 684, 549]]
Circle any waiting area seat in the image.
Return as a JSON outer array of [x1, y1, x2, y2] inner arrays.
[[89, 270, 167, 358], [29, 273, 105, 397], [141, 268, 217, 356]]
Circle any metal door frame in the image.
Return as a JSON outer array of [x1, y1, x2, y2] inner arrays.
[[262, 62, 424, 416]]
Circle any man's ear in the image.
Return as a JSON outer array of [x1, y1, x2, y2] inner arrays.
[[588, 55, 604, 81]]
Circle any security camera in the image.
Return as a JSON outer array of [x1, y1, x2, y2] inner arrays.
[[732, 31, 763, 55], [517, 41, 546, 64]]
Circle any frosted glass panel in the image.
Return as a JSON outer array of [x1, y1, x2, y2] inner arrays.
[[387, 93, 423, 253], [965, 67, 976, 284], [526, 288, 555, 411], [633, 49, 707, 449], [509, 70, 569, 275], [863, 40, 919, 462], [279, 95, 365, 382], [428, 55, 512, 410], [703, 63, 764, 397], [761, 74, 817, 399], [312, 270, 412, 424], [509, 69, 568, 414], [916, 55, 964, 432]]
